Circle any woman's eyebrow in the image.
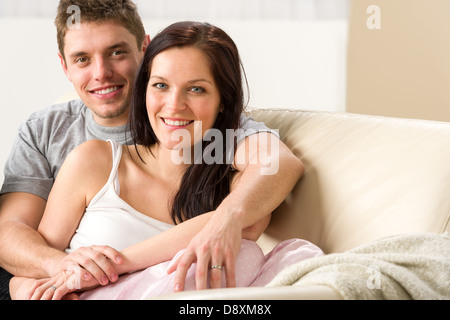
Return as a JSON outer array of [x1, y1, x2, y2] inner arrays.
[[188, 79, 212, 85], [149, 75, 167, 81], [149, 76, 212, 85]]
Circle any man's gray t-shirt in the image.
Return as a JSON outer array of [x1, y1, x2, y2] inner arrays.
[[1, 99, 277, 200]]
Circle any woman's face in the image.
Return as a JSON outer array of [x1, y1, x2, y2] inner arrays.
[[146, 46, 221, 152]]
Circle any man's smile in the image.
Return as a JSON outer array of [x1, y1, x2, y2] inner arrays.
[[90, 85, 124, 97]]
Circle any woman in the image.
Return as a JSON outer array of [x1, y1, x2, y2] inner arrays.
[[12, 21, 323, 300]]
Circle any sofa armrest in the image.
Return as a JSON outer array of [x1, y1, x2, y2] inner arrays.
[[151, 285, 342, 300]]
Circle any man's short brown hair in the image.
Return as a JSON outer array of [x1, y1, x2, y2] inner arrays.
[[55, 0, 146, 60]]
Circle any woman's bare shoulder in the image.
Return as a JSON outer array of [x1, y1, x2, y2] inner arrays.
[[59, 140, 114, 183], [67, 140, 112, 166]]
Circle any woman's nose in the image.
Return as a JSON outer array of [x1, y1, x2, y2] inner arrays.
[[167, 90, 187, 111]]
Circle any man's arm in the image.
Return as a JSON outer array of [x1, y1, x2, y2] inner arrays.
[[0, 192, 64, 278], [7, 131, 303, 298], [166, 132, 304, 291], [0, 194, 118, 282], [0, 142, 123, 284]]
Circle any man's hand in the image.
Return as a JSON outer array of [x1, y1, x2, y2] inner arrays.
[[55, 245, 123, 286]]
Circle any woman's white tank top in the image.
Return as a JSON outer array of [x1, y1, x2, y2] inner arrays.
[[66, 140, 173, 253]]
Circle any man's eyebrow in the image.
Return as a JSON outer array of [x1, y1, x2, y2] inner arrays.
[[68, 42, 132, 59], [69, 51, 88, 59], [108, 41, 132, 51]]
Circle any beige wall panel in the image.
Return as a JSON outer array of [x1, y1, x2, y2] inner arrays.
[[347, 0, 450, 122]]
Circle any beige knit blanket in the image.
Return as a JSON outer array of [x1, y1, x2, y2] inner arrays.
[[266, 232, 450, 299]]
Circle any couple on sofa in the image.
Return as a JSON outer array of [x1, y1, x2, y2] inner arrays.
[[0, 0, 322, 300]]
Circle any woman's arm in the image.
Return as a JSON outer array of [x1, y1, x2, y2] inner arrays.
[[43, 134, 300, 277], [37, 140, 122, 282], [16, 133, 302, 299]]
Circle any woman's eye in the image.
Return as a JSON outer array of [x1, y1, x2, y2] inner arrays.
[[190, 87, 205, 93], [154, 83, 167, 90]]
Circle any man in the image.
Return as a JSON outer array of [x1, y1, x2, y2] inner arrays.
[[0, 0, 303, 299]]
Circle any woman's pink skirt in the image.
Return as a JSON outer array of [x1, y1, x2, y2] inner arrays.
[[79, 239, 323, 300]]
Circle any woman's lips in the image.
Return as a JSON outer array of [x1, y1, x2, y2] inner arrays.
[[161, 117, 194, 128]]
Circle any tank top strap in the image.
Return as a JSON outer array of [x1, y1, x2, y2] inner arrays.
[[106, 139, 122, 195], [87, 140, 123, 207]]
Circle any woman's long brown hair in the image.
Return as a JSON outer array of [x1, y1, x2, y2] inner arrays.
[[128, 21, 247, 223]]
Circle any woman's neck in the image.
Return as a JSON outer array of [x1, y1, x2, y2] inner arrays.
[[141, 143, 190, 182]]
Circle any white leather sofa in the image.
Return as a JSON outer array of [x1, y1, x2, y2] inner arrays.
[[157, 108, 450, 300]]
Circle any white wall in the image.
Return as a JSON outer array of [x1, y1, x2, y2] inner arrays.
[[0, 18, 348, 185]]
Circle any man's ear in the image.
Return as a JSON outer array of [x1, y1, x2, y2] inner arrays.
[[58, 51, 72, 82], [142, 34, 151, 53]]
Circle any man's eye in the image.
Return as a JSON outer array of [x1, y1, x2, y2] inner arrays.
[[75, 57, 88, 63], [112, 50, 125, 56]]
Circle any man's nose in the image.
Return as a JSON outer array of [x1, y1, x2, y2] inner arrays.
[[93, 58, 113, 81]]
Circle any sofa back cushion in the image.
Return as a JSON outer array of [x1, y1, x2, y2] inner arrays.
[[250, 109, 450, 253]]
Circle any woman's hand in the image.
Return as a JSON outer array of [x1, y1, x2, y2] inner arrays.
[[166, 208, 243, 291], [26, 272, 77, 300], [12, 269, 96, 300]]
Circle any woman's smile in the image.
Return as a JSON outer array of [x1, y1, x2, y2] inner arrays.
[[161, 117, 195, 129]]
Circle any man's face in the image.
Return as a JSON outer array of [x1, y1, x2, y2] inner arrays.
[[60, 21, 148, 127]]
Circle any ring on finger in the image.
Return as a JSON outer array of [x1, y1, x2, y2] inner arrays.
[[50, 285, 57, 291], [209, 265, 224, 271]]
